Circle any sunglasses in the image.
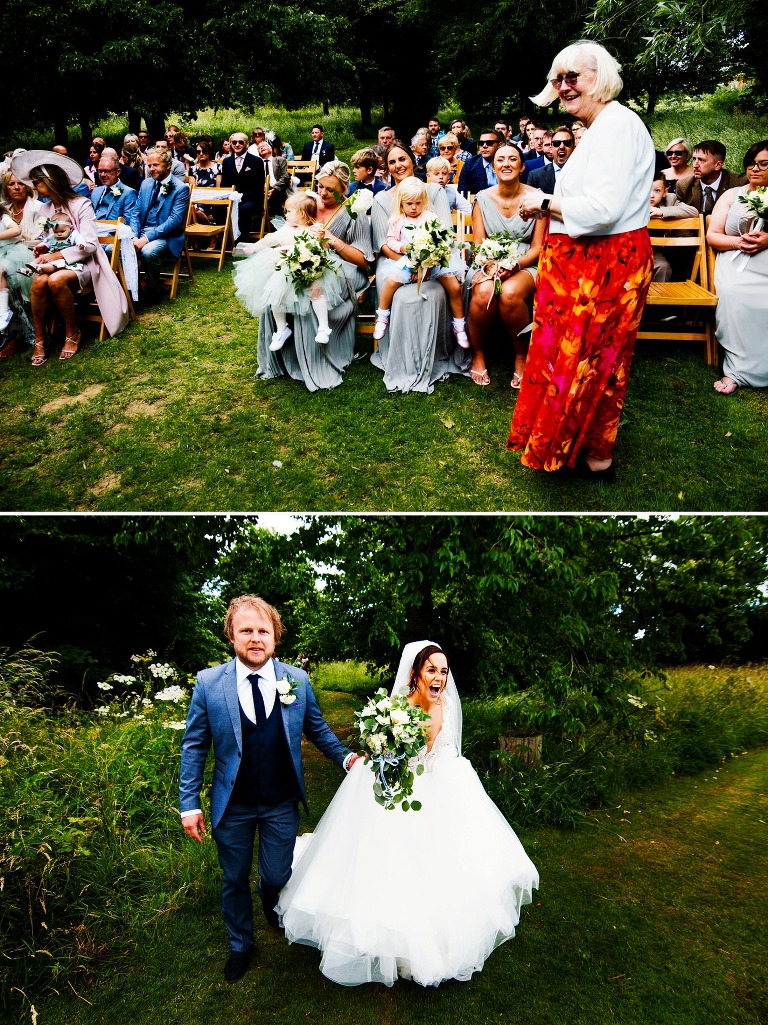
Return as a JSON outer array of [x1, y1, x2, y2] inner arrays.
[[478, 139, 497, 146], [552, 139, 574, 148], [232, 140, 247, 145], [550, 72, 580, 89], [666, 150, 687, 157], [438, 145, 456, 151]]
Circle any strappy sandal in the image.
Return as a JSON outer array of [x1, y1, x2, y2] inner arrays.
[[60, 329, 81, 360], [31, 339, 47, 367], [470, 368, 490, 386]]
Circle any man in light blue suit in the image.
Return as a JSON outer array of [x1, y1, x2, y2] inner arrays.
[[180, 595, 357, 983], [90, 155, 140, 236], [134, 147, 189, 302]]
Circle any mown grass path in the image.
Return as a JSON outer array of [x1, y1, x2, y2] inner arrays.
[[38, 745, 767, 1025]]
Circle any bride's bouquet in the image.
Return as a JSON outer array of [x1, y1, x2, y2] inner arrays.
[[402, 217, 454, 293], [472, 231, 527, 297], [276, 230, 338, 290], [351, 688, 430, 811]]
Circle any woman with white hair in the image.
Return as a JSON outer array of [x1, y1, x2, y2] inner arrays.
[[661, 137, 693, 195], [510, 40, 655, 481]]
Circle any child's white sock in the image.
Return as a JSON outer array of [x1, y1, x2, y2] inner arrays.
[[452, 316, 469, 349], [312, 296, 331, 343], [373, 308, 390, 341], [0, 289, 11, 330], [270, 308, 292, 351]]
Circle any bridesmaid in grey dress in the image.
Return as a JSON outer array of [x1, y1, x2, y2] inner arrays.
[[706, 141, 768, 396], [466, 144, 545, 388], [370, 142, 468, 394], [256, 161, 373, 392]]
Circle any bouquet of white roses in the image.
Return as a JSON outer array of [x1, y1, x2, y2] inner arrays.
[[276, 229, 339, 291], [402, 217, 454, 293], [351, 688, 430, 811], [471, 231, 527, 306], [738, 186, 768, 229]]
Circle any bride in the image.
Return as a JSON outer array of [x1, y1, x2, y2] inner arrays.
[[276, 641, 539, 987]]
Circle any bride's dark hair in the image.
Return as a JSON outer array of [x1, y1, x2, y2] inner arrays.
[[408, 644, 448, 693]]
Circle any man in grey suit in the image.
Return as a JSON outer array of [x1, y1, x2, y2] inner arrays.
[[180, 595, 358, 983]]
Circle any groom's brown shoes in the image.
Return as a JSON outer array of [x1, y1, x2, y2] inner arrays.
[[224, 947, 253, 983]]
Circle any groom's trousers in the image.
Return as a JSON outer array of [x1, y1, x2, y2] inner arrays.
[[212, 797, 299, 951]]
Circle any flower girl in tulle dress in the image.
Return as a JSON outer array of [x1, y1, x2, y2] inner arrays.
[[233, 191, 346, 350]]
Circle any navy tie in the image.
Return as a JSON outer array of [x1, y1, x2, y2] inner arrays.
[[247, 673, 267, 727]]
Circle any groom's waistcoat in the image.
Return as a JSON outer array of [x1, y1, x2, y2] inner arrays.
[[231, 697, 298, 807]]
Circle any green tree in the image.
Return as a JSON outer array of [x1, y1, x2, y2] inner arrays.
[[0, 516, 237, 697]]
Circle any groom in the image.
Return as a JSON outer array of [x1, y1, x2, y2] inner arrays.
[[180, 594, 357, 982]]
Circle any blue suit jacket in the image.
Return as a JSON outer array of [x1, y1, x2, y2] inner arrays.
[[179, 657, 348, 826], [526, 164, 557, 193], [90, 184, 140, 236], [301, 140, 335, 164], [457, 155, 494, 197], [137, 177, 189, 257]]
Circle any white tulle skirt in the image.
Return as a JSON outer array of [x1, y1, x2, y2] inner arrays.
[[276, 754, 539, 987]]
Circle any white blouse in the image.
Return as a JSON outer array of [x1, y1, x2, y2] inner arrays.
[[551, 101, 655, 238]]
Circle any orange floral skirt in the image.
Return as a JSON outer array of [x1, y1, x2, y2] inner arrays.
[[508, 227, 653, 470]]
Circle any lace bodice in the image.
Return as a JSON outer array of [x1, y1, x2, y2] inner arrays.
[[409, 696, 459, 773]]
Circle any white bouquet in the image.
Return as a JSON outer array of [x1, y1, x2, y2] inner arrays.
[[738, 186, 768, 230], [402, 216, 454, 293], [351, 688, 430, 811], [471, 231, 527, 305], [276, 229, 338, 290]]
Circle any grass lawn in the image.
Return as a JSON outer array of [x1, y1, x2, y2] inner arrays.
[[34, 734, 768, 1025], [2, 261, 766, 512]]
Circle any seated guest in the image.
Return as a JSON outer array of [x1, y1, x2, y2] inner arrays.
[[154, 140, 187, 181], [372, 126, 395, 163], [0, 169, 42, 356], [90, 154, 140, 236], [189, 140, 222, 243], [652, 140, 748, 219], [215, 137, 231, 162], [133, 147, 190, 303], [137, 130, 150, 159], [84, 141, 105, 189], [436, 133, 467, 183], [171, 131, 194, 171], [465, 143, 545, 388], [450, 119, 476, 155], [494, 119, 512, 142], [119, 138, 144, 190], [706, 140, 768, 396], [456, 130, 502, 196], [247, 127, 267, 156], [219, 132, 265, 239], [426, 118, 444, 158], [410, 135, 429, 179], [12, 154, 129, 362], [648, 178, 673, 281], [301, 125, 335, 164], [257, 139, 292, 219], [426, 156, 472, 215], [661, 137, 692, 196], [571, 120, 586, 145], [523, 126, 547, 173], [512, 117, 530, 143], [527, 126, 574, 193], [348, 149, 388, 196]]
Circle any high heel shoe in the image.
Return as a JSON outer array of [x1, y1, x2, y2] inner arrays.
[[60, 329, 80, 360], [575, 452, 616, 483], [31, 339, 47, 367]]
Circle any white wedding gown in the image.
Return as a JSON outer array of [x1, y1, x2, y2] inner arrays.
[[276, 692, 539, 987]]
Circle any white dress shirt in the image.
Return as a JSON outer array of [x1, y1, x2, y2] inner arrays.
[[236, 656, 276, 723]]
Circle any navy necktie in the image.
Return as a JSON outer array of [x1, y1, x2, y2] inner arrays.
[[247, 673, 267, 727]]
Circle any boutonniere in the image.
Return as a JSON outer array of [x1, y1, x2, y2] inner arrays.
[[276, 673, 300, 705], [159, 179, 175, 197], [110, 183, 124, 197]]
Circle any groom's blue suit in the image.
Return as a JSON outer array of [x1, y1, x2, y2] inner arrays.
[[180, 656, 349, 952]]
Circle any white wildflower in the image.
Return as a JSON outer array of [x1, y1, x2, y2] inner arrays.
[[154, 685, 187, 703], [97, 681, 113, 691]]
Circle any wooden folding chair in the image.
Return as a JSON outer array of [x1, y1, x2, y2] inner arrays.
[[75, 217, 129, 341], [287, 160, 317, 192], [638, 214, 719, 366], [158, 187, 195, 298], [185, 186, 235, 271], [95, 217, 136, 323]]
